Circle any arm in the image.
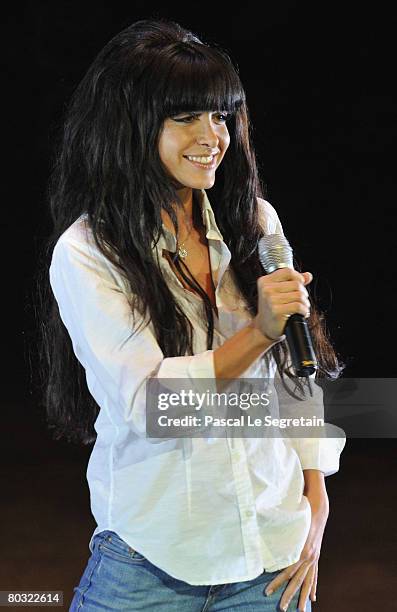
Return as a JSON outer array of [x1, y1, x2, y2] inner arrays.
[[214, 322, 278, 392], [49, 229, 278, 437], [257, 197, 346, 477], [303, 469, 329, 514], [303, 469, 326, 495]]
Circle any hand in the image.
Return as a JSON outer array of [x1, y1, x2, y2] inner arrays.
[[264, 490, 329, 611], [253, 268, 313, 342]]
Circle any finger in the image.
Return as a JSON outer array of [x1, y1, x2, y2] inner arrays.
[[262, 279, 308, 294], [278, 562, 310, 610], [297, 565, 316, 611], [260, 268, 306, 284], [272, 291, 310, 307], [310, 562, 318, 602], [274, 302, 310, 319], [264, 561, 303, 595]]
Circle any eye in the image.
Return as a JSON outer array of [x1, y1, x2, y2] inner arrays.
[[172, 114, 198, 123], [171, 112, 232, 124], [215, 112, 232, 123]]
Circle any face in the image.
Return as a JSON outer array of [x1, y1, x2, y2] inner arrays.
[[158, 110, 231, 190]]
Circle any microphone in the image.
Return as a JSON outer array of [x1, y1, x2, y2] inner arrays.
[[257, 234, 317, 379]]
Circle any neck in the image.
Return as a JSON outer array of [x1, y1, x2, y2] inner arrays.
[[177, 187, 194, 222], [161, 187, 198, 237]]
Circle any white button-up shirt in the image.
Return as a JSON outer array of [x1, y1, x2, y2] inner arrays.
[[49, 189, 346, 585]]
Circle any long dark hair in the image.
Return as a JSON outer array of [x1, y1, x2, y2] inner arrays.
[[33, 18, 344, 445]]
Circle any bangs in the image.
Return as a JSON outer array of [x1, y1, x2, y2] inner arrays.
[[155, 48, 245, 118]]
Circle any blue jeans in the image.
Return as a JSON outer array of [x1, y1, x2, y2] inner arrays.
[[70, 530, 312, 611]]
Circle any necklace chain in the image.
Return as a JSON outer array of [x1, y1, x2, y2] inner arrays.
[[176, 210, 196, 259], [177, 225, 194, 259], [175, 193, 202, 259]]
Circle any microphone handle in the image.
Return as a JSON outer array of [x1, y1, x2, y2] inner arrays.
[[284, 314, 317, 377]]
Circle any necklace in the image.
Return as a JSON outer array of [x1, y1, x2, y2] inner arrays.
[[177, 228, 193, 259], [175, 192, 201, 259], [176, 214, 196, 259]]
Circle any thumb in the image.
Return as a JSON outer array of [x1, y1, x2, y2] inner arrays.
[[301, 271, 313, 285]]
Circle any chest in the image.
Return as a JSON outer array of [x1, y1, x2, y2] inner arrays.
[[162, 241, 218, 319]]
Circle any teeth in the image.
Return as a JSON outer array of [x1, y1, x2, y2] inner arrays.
[[186, 155, 214, 164]]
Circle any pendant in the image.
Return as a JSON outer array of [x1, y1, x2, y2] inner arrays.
[[178, 246, 188, 259]]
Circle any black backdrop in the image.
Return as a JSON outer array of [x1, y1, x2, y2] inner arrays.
[[8, 2, 395, 388], [2, 2, 396, 611]]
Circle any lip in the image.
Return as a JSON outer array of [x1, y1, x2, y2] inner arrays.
[[183, 154, 218, 170]]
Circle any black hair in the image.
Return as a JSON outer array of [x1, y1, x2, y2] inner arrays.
[[32, 18, 343, 444]]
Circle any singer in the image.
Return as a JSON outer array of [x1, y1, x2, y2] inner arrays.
[[38, 18, 346, 611]]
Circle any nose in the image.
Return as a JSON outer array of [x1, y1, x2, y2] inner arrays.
[[196, 117, 219, 149]]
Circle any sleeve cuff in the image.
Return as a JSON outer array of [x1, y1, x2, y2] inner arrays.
[[187, 350, 217, 397], [292, 427, 347, 477], [141, 351, 217, 440]]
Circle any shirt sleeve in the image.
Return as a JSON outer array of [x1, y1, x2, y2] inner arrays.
[[274, 370, 346, 477], [49, 230, 217, 439], [257, 197, 346, 476], [257, 197, 285, 235]]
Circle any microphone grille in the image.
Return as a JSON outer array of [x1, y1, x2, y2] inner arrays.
[[258, 234, 294, 273]]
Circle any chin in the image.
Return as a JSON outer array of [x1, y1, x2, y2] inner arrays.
[[175, 172, 216, 190], [192, 177, 216, 189]]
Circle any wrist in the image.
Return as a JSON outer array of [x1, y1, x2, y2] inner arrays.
[[246, 321, 276, 350], [248, 319, 285, 344]]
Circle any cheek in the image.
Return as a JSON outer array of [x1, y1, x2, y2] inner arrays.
[[158, 129, 179, 164], [158, 138, 167, 165], [222, 130, 231, 152]]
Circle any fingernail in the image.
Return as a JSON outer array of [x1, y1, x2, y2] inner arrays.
[[265, 588, 273, 596]]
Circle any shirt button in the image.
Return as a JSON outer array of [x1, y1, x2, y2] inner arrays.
[[245, 509, 255, 518]]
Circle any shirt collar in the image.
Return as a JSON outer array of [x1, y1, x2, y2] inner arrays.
[[151, 189, 224, 254]]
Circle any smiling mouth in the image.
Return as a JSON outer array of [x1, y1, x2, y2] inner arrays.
[[183, 154, 218, 168]]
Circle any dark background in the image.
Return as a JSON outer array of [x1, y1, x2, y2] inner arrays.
[[2, 2, 396, 610]]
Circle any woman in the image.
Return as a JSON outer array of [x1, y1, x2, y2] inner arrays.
[[36, 18, 345, 611]]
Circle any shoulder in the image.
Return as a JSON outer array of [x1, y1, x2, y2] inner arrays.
[[54, 213, 95, 248], [256, 197, 284, 235], [50, 214, 126, 290], [51, 214, 99, 266]]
